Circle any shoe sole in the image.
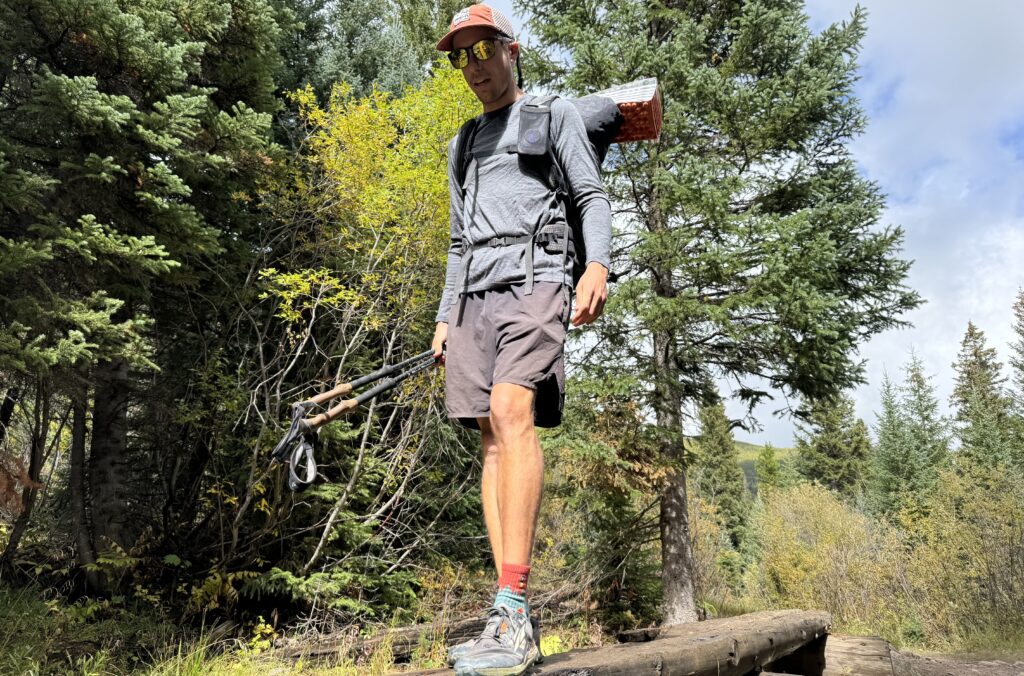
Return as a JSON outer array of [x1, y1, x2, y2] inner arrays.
[[454, 647, 540, 676]]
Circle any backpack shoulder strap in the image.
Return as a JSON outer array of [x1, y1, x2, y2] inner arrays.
[[454, 116, 479, 199], [522, 93, 558, 110]]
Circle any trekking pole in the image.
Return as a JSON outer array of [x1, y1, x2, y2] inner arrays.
[[270, 349, 439, 491], [298, 349, 436, 428]]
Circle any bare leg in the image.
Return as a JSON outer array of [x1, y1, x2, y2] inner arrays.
[[478, 418, 502, 577], [488, 383, 544, 566]]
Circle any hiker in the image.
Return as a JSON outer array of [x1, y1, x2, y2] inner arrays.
[[430, 4, 612, 675]]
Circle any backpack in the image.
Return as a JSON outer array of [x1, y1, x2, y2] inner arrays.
[[453, 94, 623, 294]]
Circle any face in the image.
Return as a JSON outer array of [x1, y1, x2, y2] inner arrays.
[[451, 26, 519, 109]]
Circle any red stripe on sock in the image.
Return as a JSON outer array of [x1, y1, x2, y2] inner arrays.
[[498, 563, 531, 595]]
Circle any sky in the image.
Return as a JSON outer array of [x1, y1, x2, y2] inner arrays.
[[487, 0, 1024, 446]]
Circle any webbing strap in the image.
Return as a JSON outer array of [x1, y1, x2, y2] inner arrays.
[[469, 144, 518, 162], [523, 94, 557, 112]]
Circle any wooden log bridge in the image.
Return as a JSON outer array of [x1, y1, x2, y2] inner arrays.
[[401, 609, 838, 676]]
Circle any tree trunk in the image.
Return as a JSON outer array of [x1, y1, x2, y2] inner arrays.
[[1, 382, 47, 566], [88, 359, 131, 552], [654, 326, 699, 626], [71, 394, 101, 591], [648, 181, 699, 625], [0, 388, 18, 445]]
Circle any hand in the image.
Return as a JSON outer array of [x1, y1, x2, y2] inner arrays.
[[572, 262, 609, 327], [432, 322, 448, 365]]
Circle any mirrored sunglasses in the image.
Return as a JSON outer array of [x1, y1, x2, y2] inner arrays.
[[447, 37, 511, 69]]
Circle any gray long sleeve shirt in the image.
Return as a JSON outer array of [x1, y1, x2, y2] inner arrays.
[[435, 96, 612, 323]]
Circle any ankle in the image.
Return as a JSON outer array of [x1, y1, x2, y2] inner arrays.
[[494, 563, 531, 615]]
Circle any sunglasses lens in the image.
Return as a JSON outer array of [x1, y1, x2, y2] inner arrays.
[[472, 39, 496, 61], [448, 49, 468, 68]]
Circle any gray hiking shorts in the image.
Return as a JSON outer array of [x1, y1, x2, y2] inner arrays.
[[446, 282, 570, 430]]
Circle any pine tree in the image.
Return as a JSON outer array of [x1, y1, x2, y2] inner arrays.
[[313, 0, 424, 98], [794, 395, 869, 498], [958, 386, 1015, 469], [754, 443, 782, 495], [1009, 289, 1024, 407], [1009, 289, 1024, 471], [0, 0, 285, 557], [951, 322, 1007, 420], [903, 354, 951, 485], [870, 356, 951, 515], [692, 402, 748, 548], [869, 372, 908, 514], [950, 322, 1014, 468], [518, 0, 922, 622]]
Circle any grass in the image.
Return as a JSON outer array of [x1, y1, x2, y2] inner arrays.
[[733, 439, 795, 463]]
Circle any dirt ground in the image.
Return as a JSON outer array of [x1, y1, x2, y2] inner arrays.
[[892, 649, 1024, 676]]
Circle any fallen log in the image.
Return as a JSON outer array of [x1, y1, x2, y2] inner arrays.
[[399, 609, 831, 676], [274, 615, 488, 663]]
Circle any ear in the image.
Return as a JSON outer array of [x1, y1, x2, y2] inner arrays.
[[509, 41, 520, 62]]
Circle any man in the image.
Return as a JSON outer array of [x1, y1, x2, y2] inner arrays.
[[430, 4, 611, 674]]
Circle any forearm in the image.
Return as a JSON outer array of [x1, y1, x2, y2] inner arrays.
[[578, 192, 612, 269], [435, 241, 463, 323]]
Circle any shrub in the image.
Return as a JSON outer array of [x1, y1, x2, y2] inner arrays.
[[903, 464, 1024, 648], [742, 483, 910, 641]]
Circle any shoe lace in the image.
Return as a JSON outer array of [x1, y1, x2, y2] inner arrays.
[[479, 606, 506, 641], [482, 604, 529, 650]]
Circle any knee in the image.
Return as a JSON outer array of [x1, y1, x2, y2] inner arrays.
[[489, 385, 534, 439]]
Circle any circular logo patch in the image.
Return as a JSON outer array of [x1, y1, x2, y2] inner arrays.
[[525, 129, 541, 145]]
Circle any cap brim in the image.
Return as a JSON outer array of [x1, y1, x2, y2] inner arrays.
[[435, 21, 510, 51]]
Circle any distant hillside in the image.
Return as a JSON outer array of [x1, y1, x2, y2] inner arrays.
[[734, 440, 795, 496], [686, 437, 795, 496]]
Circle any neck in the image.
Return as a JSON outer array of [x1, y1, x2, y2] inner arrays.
[[483, 85, 524, 113]]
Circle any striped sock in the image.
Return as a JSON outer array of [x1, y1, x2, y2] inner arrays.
[[493, 563, 530, 615]]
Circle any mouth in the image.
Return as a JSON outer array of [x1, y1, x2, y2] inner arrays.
[[472, 78, 490, 88]]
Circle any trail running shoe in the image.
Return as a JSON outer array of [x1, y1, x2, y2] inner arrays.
[[453, 605, 541, 676], [447, 613, 542, 667]]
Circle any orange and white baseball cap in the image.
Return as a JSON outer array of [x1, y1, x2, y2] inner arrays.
[[436, 4, 516, 52]]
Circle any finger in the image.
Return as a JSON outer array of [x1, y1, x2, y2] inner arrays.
[[574, 285, 592, 319], [572, 306, 593, 327], [588, 287, 602, 315]]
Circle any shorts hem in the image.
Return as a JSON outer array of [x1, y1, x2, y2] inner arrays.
[[492, 378, 540, 391], [448, 411, 489, 431]]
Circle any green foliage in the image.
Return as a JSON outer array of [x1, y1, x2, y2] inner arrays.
[[754, 443, 782, 494], [743, 482, 913, 642], [0, 582, 185, 674], [522, 0, 922, 413], [869, 357, 951, 515], [0, 0, 281, 378], [314, 0, 424, 99], [1011, 289, 1024, 408], [794, 394, 870, 498], [901, 463, 1024, 648], [691, 403, 749, 548], [951, 321, 1008, 419], [741, 460, 1024, 652], [537, 383, 668, 628], [950, 322, 1016, 469]]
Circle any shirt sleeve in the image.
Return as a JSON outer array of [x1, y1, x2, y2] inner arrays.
[[550, 98, 612, 270], [436, 136, 464, 324]]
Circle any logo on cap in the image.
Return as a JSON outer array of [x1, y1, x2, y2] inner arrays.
[[452, 8, 471, 26]]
